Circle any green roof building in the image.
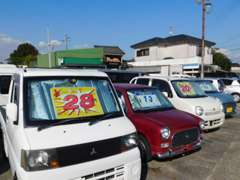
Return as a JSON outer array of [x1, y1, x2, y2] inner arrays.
[[37, 46, 125, 68]]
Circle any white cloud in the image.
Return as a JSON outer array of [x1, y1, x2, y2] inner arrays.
[[216, 48, 240, 63], [0, 33, 22, 61], [73, 44, 91, 49], [38, 40, 63, 49]]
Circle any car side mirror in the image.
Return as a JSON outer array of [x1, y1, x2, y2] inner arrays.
[[6, 103, 18, 124]]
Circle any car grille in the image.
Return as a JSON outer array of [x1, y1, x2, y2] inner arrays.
[[55, 136, 122, 168], [172, 128, 199, 148], [204, 119, 221, 127], [82, 165, 125, 180]]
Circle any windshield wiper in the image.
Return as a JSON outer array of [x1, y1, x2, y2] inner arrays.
[[37, 118, 84, 131], [88, 112, 122, 126], [37, 112, 122, 131]]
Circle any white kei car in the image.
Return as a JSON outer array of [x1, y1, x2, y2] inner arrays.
[[130, 76, 225, 130], [219, 78, 240, 102]]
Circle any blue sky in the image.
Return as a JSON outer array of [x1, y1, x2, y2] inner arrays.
[[0, 0, 240, 62]]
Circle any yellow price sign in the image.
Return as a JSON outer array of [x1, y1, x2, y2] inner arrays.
[[50, 87, 104, 119], [176, 82, 196, 96]]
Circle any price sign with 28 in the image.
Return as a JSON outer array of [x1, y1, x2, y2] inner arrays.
[[50, 87, 104, 119]]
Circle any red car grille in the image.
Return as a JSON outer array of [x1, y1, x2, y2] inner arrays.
[[172, 128, 199, 148]]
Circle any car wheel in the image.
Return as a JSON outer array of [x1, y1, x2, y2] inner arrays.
[[138, 134, 152, 162], [232, 93, 240, 103]]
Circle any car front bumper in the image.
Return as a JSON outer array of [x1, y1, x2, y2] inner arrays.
[[154, 139, 202, 160], [201, 112, 225, 130], [16, 148, 141, 180]]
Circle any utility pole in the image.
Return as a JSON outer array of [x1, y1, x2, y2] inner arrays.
[[64, 34, 71, 50], [201, 0, 206, 79], [47, 28, 52, 68], [196, 0, 212, 78]]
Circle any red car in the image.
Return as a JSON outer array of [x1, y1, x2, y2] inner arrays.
[[114, 83, 203, 161]]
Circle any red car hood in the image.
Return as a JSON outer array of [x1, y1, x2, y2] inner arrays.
[[136, 109, 199, 131]]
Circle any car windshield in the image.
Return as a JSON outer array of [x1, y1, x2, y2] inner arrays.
[[127, 88, 174, 112], [171, 80, 207, 98], [195, 80, 218, 93], [24, 77, 122, 126]]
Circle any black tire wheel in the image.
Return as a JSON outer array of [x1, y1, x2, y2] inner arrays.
[[138, 135, 152, 162], [232, 93, 240, 103]]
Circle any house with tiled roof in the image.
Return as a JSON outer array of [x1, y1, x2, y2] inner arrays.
[[129, 34, 216, 75]]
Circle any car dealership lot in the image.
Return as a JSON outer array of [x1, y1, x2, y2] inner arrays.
[[1, 112, 240, 180]]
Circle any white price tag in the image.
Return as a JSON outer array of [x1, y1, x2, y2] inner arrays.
[[136, 94, 161, 108]]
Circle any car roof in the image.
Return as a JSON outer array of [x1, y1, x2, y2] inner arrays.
[[134, 75, 190, 81], [15, 68, 108, 78], [114, 83, 152, 90]]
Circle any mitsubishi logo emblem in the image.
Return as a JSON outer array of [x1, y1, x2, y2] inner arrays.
[[185, 134, 190, 139], [90, 147, 97, 156]]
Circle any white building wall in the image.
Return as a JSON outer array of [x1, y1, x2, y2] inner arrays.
[[134, 44, 213, 65]]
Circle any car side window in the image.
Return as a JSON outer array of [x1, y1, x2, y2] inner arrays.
[[136, 78, 149, 85], [217, 80, 225, 91], [152, 79, 173, 98], [221, 79, 233, 86], [0, 76, 11, 94], [131, 79, 136, 84]]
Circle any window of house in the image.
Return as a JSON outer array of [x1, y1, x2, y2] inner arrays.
[[136, 48, 150, 57], [196, 46, 202, 57]]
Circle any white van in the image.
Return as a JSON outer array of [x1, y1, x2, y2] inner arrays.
[[131, 76, 225, 130], [0, 68, 141, 180]]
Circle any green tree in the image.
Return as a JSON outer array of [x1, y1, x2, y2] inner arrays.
[[213, 52, 232, 71], [9, 43, 39, 66]]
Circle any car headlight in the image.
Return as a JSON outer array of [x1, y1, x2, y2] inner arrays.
[[199, 120, 205, 129], [121, 133, 138, 152], [21, 149, 59, 171], [161, 128, 170, 139], [195, 106, 204, 116], [215, 98, 224, 112], [220, 104, 224, 112]]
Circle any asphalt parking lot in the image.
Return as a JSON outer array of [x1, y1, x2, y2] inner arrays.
[[1, 111, 240, 180], [147, 111, 240, 180]]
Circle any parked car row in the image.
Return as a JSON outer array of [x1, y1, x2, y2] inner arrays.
[[0, 67, 238, 180], [131, 76, 228, 130]]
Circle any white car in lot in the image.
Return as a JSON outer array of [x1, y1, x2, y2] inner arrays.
[[219, 78, 240, 102], [130, 76, 225, 130], [0, 68, 141, 180]]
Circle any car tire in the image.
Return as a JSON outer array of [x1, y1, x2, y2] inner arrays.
[[232, 93, 240, 103], [138, 134, 152, 162]]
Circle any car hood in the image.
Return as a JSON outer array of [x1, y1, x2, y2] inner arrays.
[[180, 96, 222, 112], [23, 116, 136, 150], [136, 109, 199, 131], [206, 92, 235, 104]]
